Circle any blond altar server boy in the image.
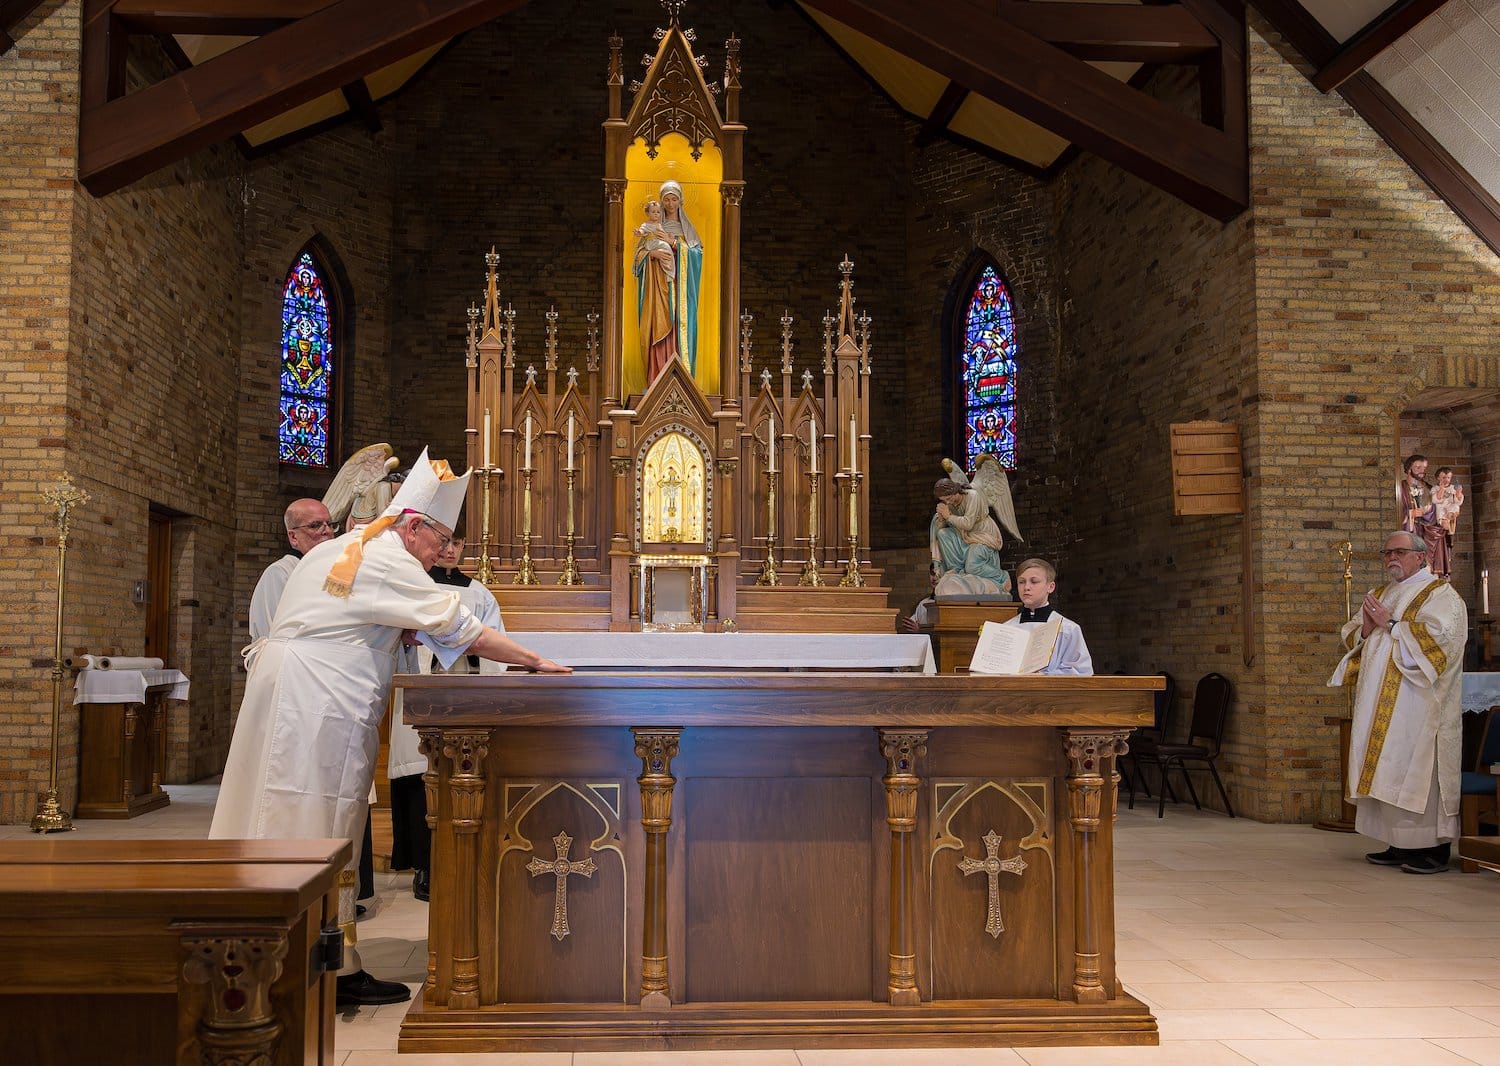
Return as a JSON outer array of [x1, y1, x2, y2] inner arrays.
[[1003, 558, 1093, 675], [212, 449, 569, 1007]]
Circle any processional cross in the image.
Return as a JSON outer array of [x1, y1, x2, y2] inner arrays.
[[526, 830, 597, 941], [958, 829, 1027, 938]]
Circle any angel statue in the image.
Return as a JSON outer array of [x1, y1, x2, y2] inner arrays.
[[323, 443, 402, 532], [930, 453, 1020, 599]]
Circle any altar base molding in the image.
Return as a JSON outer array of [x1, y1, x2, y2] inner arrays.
[[397, 673, 1161, 1052]]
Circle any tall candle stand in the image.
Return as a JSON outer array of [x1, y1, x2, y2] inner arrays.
[[32, 473, 89, 833], [1315, 540, 1356, 833], [800, 470, 824, 586], [475, 465, 497, 584], [839, 472, 865, 588], [558, 467, 582, 585], [757, 468, 780, 586], [514, 466, 539, 586]]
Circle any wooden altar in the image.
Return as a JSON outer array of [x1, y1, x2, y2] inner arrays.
[[453, 10, 896, 635], [396, 673, 1161, 1052]]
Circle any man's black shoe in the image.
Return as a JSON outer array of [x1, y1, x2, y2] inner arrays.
[[413, 869, 430, 902], [1365, 847, 1407, 866], [355, 904, 368, 918], [1400, 854, 1449, 875], [335, 970, 411, 1008]]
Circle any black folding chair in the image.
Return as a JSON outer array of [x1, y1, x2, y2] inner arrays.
[[1145, 672, 1234, 818], [1123, 671, 1175, 810]]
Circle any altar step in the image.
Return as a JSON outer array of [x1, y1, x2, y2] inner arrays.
[[491, 585, 614, 632], [735, 583, 898, 633]]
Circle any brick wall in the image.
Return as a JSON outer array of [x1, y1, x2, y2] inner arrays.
[[0, 2, 80, 822]]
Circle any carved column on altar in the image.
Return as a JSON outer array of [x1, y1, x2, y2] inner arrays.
[[601, 29, 626, 408], [1063, 729, 1129, 1004], [878, 728, 927, 1006], [632, 728, 681, 1008], [442, 730, 491, 1010]]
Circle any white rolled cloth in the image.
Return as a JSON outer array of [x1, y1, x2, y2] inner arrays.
[[93, 656, 165, 671]]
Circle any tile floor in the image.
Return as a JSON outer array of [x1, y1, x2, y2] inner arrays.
[[8, 784, 1500, 1065]]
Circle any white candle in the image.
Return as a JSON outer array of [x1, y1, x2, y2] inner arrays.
[[524, 412, 533, 469], [768, 416, 776, 473], [482, 408, 492, 469], [1484, 569, 1490, 615], [567, 411, 576, 470], [849, 415, 857, 475], [809, 418, 818, 474]]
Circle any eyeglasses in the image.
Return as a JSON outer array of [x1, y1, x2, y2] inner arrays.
[[292, 520, 334, 533], [1379, 548, 1419, 557], [419, 519, 453, 552]]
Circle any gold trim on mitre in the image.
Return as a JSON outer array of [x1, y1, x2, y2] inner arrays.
[[322, 447, 471, 598]]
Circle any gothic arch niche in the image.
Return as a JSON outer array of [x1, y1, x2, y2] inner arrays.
[[641, 431, 706, 546], [1398, 385, 1500, 607], [942, 252, 1019, 471]]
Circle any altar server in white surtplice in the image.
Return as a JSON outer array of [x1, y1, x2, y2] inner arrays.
[[1329, 529, 1466, 875], [1002, 558, 1093, 676], [211, 449, 569, 1008], [248, 498, 336, 640]]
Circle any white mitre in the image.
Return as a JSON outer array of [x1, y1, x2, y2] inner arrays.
[[323, 447, 472, 597], [382, 446, 472, 529]]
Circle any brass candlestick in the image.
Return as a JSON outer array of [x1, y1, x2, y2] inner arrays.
[[800, 470, 824, 586], [1315, 539, 1357, 834], [757, 468, 780, 586], [514, 467, 538, 586], [839, 472, 865, 588], [32, 473, 89, 833], [475, 465, 497, 584], [558, 467, 582, 585]]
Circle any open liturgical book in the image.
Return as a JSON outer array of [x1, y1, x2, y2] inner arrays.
[[968, 618, 1062, 675]]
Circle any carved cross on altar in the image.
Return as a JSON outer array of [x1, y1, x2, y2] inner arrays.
[[958, 829, 1027, 939], [526, 830, 597, 941], [525, 364, 538, 387], [567, 366, 579, 389]]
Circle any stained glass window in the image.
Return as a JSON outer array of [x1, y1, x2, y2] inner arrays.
[[960, 265, 1017, 469], [279, 251, 335, 467]]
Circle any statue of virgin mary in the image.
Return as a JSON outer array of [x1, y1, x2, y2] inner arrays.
[[634, 179, 704, 383]]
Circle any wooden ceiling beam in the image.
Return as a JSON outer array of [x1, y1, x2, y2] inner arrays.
[[79, 0, 528, 195], [81, 0, 128, 111], [341, 79, 381, 133], [0, 0, 47, 56], [994, 1, 1219, 63], [1312, 0, 1452, 93], [915, 81, 968, 148], [111, 0, 334, 36], [802, 0, 1247, 219]]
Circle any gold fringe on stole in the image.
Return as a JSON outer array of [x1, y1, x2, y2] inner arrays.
[[322, 514, 399, 598], [1356, 579, 1447, 795]]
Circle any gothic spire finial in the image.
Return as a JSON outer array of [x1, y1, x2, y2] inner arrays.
[[661, 0, 686, 26]]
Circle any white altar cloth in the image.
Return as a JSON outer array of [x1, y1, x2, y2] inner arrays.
[[74, 668, 191, 705], [1462, 672, 1500, 713], [514, 632, 936, 674]]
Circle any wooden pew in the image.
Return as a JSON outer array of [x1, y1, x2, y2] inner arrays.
[[0, 839, 348, 1065]]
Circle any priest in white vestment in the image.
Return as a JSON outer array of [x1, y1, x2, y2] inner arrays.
[[247, 498, 335, 640], [1329, 530, 1466, 875], [213, 449, 569, 1006], [1003, 558, 1093, 675]]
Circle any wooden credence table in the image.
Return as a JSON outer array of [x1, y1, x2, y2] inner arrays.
[[397, 672, 1162, 1052], [0, 839, 348, 1065]]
